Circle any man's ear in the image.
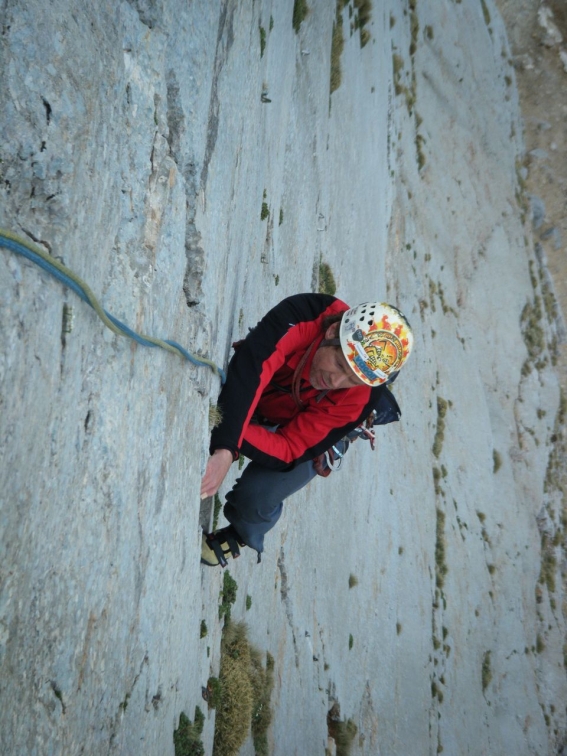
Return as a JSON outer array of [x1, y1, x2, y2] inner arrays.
[[324, 321, 340, 340]]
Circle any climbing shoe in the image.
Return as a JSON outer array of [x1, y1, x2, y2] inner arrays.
[[201, 525, 245, 568]]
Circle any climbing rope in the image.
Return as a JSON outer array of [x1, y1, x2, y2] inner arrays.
[[0, 228, 226, 383]]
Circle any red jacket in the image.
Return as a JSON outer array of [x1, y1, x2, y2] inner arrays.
[[210, 294, 401, 470]]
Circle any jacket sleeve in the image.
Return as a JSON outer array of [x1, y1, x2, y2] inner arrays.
[[240, 383, 401, 470], [240, 391, 368, 468], [209, 294, 341, 459]]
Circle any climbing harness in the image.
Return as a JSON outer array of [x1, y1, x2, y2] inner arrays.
[[0, 228, 226, 383]]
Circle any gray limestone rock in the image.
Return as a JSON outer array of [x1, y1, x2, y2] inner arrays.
[[1, 1, 566, 755], [530, 193, 547, 228]]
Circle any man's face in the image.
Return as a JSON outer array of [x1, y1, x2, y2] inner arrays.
[[309, 323, 366, 391]]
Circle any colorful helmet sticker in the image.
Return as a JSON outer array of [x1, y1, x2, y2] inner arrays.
[[339, 303, 414, 386]]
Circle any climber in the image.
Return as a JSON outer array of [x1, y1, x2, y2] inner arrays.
[[200, 293, 414, 567]]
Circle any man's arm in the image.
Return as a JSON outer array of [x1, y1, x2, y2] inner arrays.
[[200, 449, 233, 499], [209, 294, 341, 456], [240, 383, 402, 470]]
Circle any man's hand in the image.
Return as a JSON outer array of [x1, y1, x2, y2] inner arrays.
[[200, 448, 234, 499]]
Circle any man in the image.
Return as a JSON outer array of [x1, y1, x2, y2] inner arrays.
[[200, 293, 413, 567]]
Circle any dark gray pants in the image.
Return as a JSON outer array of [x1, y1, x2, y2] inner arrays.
[[223, 458, 318, 554]]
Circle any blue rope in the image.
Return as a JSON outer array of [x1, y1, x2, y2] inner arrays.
[[1, 230, 226, 383]]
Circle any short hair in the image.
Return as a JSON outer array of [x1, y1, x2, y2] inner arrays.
[[321, 311, 344, 333]]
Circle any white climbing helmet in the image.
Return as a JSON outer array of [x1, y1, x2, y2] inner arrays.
[[339, 303, 414, 386]]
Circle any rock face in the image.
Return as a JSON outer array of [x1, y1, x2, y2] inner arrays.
[[496, 0, 567, 383], [0, 1, 565, 755]]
